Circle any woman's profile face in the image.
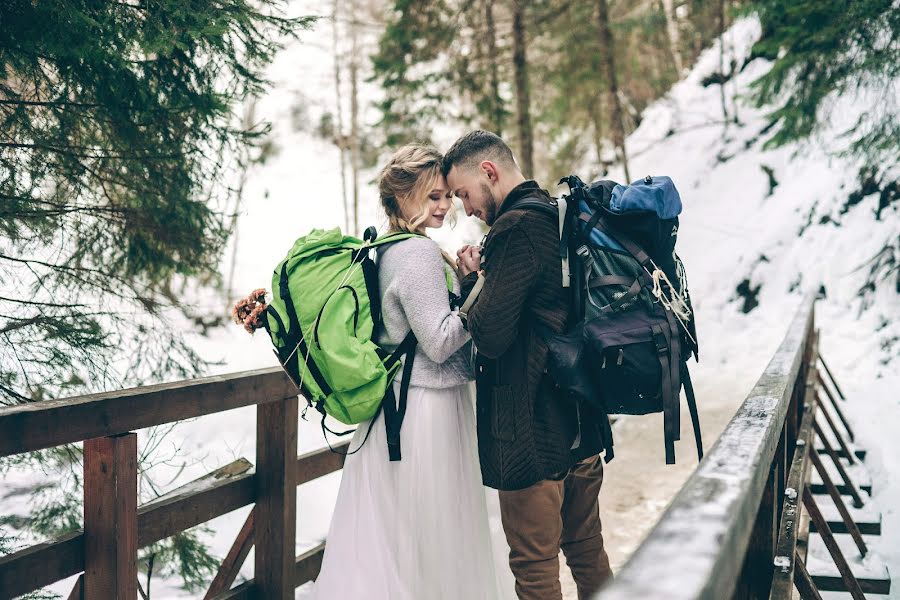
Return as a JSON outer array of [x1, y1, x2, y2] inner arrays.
[[420, 176, 453, 230]]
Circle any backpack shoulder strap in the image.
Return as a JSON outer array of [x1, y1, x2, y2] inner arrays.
[[501, 197, 572, 288]]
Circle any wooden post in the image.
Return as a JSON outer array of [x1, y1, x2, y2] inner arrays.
[[254, 397, 298, 599], [734, 462, 777, 599], [83, 433, 138, 600]]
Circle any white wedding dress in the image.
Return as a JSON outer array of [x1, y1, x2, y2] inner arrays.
[[300, 237, 516, 600]]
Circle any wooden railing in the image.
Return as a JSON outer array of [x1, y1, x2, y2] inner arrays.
[[0, 367, 347, 600], [596, 296, 887, 599]]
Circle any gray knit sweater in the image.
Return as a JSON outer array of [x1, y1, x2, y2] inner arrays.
[[376, 236, 474, 389]]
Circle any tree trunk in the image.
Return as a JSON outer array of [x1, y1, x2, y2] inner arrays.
[[348, 3, 361, 235], [660, 0, 684, 75], [596, 0, 631, 182], [332, 0, 350, 233], [717, 0, 729, 125], [511, 0, 533, 178], [484, 0, 503, 135]]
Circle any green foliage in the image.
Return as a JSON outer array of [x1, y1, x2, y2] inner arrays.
[[371, 0, 735, 180], [746, 0, 900, 161], [0, 1, 313, 595], [0, 0, 314, 403], [371, 0, 458, 147], [140, 529, 221, 593]]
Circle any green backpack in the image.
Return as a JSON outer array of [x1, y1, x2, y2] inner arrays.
[[263, 226, 452, 461]]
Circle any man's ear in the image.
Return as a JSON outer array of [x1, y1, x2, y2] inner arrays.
[[480, 160, 498, 182]]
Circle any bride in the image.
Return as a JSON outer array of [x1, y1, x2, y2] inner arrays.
[[306, 144, 514, 599]]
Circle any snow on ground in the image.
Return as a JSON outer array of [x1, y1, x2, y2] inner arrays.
[[1, 6, 897, 599]]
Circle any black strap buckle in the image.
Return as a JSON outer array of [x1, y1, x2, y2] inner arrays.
[[651, 324, 668, 355]]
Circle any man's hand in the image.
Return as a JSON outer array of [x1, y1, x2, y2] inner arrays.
[[456, 245, 482, 277]]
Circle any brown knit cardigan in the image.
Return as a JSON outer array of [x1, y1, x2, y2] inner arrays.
[[461, 180, 608, 491]]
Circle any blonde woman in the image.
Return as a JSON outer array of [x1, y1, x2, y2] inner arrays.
[[307, 145, 514, 599]]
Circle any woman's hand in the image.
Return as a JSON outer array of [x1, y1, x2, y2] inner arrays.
[[456, 245, 481, 277]]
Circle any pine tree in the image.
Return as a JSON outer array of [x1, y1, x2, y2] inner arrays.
[[0, 0, 313, 593], [746, 0, 899, 162]]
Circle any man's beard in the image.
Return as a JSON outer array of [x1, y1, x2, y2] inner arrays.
[[480, 182, 499, 226]]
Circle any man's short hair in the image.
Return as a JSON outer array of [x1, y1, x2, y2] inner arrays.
[[442, 130, 517, 177]]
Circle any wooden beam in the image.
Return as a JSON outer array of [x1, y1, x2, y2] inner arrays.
[[793, 551, 825, 600], [207, 544, 326, 600], [0, 532, 83, 600], [0, 368, 295, 458], [769, 381, 816, 600], [254, 397, 298, 599], [67, 574, 84, 600], [296, 440, 350, 485], [294, 543, 325, 585], [83, 433, 138, 600], [802, 488, 865, 600], [204, 509, 255, 599], [137, 460, 255, 548]]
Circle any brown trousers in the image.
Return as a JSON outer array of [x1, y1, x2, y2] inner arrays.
[[498, 455, 612, 600]]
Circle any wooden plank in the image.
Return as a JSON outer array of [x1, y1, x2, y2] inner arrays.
[[208, 544, 326, 600], [254, 397, 298, 600], [817, 356, 846, 401], [137, 460, 255, 548], [204, 509, 255, 599], [67, 574, 84, 600], [794, 552, 825, 600], [808, 451, 867, 557], [806, 533, 890, 594], [0, 470, 255, 599], [815, 395, 856, 465], [812, 421, 866, 507], [815, 446, 866, 462], [802, 488, 865, 600], [596, 296, 816, 600], [294, 543, 326, 585], [0, 532, 83, 600], [769, 384, 817, 600], [84, 433, 138, 600], [0, 368, 295, 458], [296, 441, 350, 485], [816, 372, 854, 442], [811, 494, 881, 535]]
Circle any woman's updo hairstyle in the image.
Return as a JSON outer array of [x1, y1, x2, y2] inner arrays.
[[378, 144, 445, 234]]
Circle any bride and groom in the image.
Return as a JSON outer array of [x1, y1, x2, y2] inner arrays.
[[309, 130, 613, 600]]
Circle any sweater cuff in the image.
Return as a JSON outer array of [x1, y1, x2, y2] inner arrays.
[[460, 271, 479, 299]]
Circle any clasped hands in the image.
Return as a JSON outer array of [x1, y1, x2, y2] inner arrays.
[[455, 245, 482, 277]]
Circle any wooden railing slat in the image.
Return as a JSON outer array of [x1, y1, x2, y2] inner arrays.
[[0, 442, 347, 597], [0, 532, 83, 600], [0, 368, 295, 458], [297, 440, 350, 485]]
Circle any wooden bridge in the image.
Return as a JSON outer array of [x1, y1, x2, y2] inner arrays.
[[0, 296, 892, 599]]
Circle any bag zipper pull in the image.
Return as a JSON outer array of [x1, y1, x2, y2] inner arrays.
[[617, 348, 624, 366]]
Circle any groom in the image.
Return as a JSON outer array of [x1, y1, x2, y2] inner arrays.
[[446, 130, 613, 600]]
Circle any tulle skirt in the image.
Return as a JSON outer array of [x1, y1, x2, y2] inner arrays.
[[304, 381, 515, 600]]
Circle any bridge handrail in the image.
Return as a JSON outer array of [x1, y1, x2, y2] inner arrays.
[[0, 366, 295, 458], [597, 296, 816, 600]]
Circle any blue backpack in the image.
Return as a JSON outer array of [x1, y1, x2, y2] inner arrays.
[[507, 175, 702, 465]]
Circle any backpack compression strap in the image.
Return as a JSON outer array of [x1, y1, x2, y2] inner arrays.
[[590, 215, 703, 464]]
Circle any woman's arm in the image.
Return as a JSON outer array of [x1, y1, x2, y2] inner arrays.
[[391, 238, 471, 364]]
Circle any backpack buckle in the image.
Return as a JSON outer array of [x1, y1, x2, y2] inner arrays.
[[651, 325, 668, 355]]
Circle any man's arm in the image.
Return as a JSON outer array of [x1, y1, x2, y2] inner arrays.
[[459, 222, 540, 359]]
